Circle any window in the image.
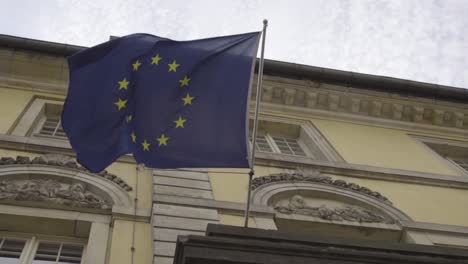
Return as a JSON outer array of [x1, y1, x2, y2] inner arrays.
[[249, 119, 343, 161], [9, 97, 65, 140], [448, 158, 468, 173], [0, 238, 26, 263], [0, 236, 85, 264], [252, 134, 307, 157], [37, 118, 66, 139], [32, 103, 66, 140], [33, 241, 84, 264], [414, 135, 468, 175], [271, 136, 307, 156]]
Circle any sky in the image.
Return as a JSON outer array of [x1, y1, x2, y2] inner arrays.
[[1, 0, 467, 88]]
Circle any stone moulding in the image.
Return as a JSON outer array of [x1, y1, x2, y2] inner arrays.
[[0, 178, 111, 209], [260, 77, 468, 131], [274, 195, 394, 224], [251, 170, 391, 204], [0, 154, 132, 192]]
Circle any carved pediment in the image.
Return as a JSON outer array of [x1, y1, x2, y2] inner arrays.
[[252, 170, 391, 204], [0, 178, 111, 210], [0, 154, 132, 191], [274, 195, 394, 224]]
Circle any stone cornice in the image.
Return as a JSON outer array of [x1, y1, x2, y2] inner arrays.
[[0, 134, 135, 163], [0, 154, 133, 191], [1, 74, 467, 135], [260, 103, 468, 139], [402, 220, 468, 235], [0, 76, 67, 95], [255, 152, 468, 190], [155, 193, 468, 239], [1, 134, 467, 190], [257, 75, 468, 132], [2, 34, 467, 102]]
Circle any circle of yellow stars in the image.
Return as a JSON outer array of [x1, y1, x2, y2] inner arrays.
[[113, 53, 195, 152]]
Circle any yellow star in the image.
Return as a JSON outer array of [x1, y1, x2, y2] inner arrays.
[[126, 115, 133, 123], [114, 98, 127, 110], [168, 60, 180, 72], [118, 78, 129, 90], [132, 60, 141, 71], [179, 76, 190, 87], [142, 140, 150, 151], [157, 134, 169, 146], [182, 93, 194, 106], [151, 54, 162, 65], [131, 132, 136, 143], [174, 116, 187, 128]]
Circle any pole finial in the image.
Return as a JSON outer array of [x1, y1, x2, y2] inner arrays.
[[263, 19, 268, 27], [137, 163, 145, 171]]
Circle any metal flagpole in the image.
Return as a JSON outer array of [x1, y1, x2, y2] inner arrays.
[[131, 163, 143, 264], [244, 19, 268, 228]]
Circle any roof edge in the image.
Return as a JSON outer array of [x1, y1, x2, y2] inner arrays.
[[1, 34, 467, 103]]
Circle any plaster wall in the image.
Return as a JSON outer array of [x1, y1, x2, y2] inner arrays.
[[107, 219, 153, 264], [209, 166, 282, 204], [311, 118, 463, 176], [326, 173, 468, 227]]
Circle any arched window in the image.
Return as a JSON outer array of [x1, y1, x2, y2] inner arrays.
[[0, 154, 134, 264], [251, 170, 410, 242]]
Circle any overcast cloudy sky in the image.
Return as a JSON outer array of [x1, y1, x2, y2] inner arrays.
[[1, 0, 467, 88]]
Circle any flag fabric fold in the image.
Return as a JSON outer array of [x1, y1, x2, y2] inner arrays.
[[62, 32, 260, 172]]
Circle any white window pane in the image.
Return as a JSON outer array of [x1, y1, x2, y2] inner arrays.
[[59, 244, 83, 263], [250, 135, 273, 153], [34, 242, 60, 263], [34, 242, 84, 264], [272, 136, 307, 157], [39, 118, 67, 139], [32, 260, 57, 264], [0, 257, 21, 264], [0, 238, 25, 264], [453, 159, 468, 172]]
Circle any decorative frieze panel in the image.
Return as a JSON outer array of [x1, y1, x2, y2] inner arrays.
[[0, 154, 132, 191], [0, 179, 111, 209], [260, 78, 468, 130], [274, 195, 393, 224], [251, 170, 391, 204]]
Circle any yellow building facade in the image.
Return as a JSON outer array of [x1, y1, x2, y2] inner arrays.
[[0, 35, 467, 264]]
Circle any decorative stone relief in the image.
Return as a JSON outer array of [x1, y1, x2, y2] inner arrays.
[[260, 80, 468, 130], [0, 154, 132, 191], [0, 179, 111, 209], [251, 170, 391, 204], [274, 195, 393, 224]]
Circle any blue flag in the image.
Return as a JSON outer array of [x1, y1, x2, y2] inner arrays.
[[63, 32, 260, 172]]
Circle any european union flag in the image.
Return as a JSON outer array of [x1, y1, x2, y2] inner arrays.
[[63, 32, 260, 172]]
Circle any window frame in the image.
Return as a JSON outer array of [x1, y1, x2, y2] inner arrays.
[[34, 116, 67, 140], [9, 97, 64, 140], [31, 239, 86, 264], [446, 158, 468, 174], [0, 236, 30, 263], [253, 133, 310, 157], [0, 233, 86, 264], [249, 117, 344, 162], [412, 135, 468, 176]]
